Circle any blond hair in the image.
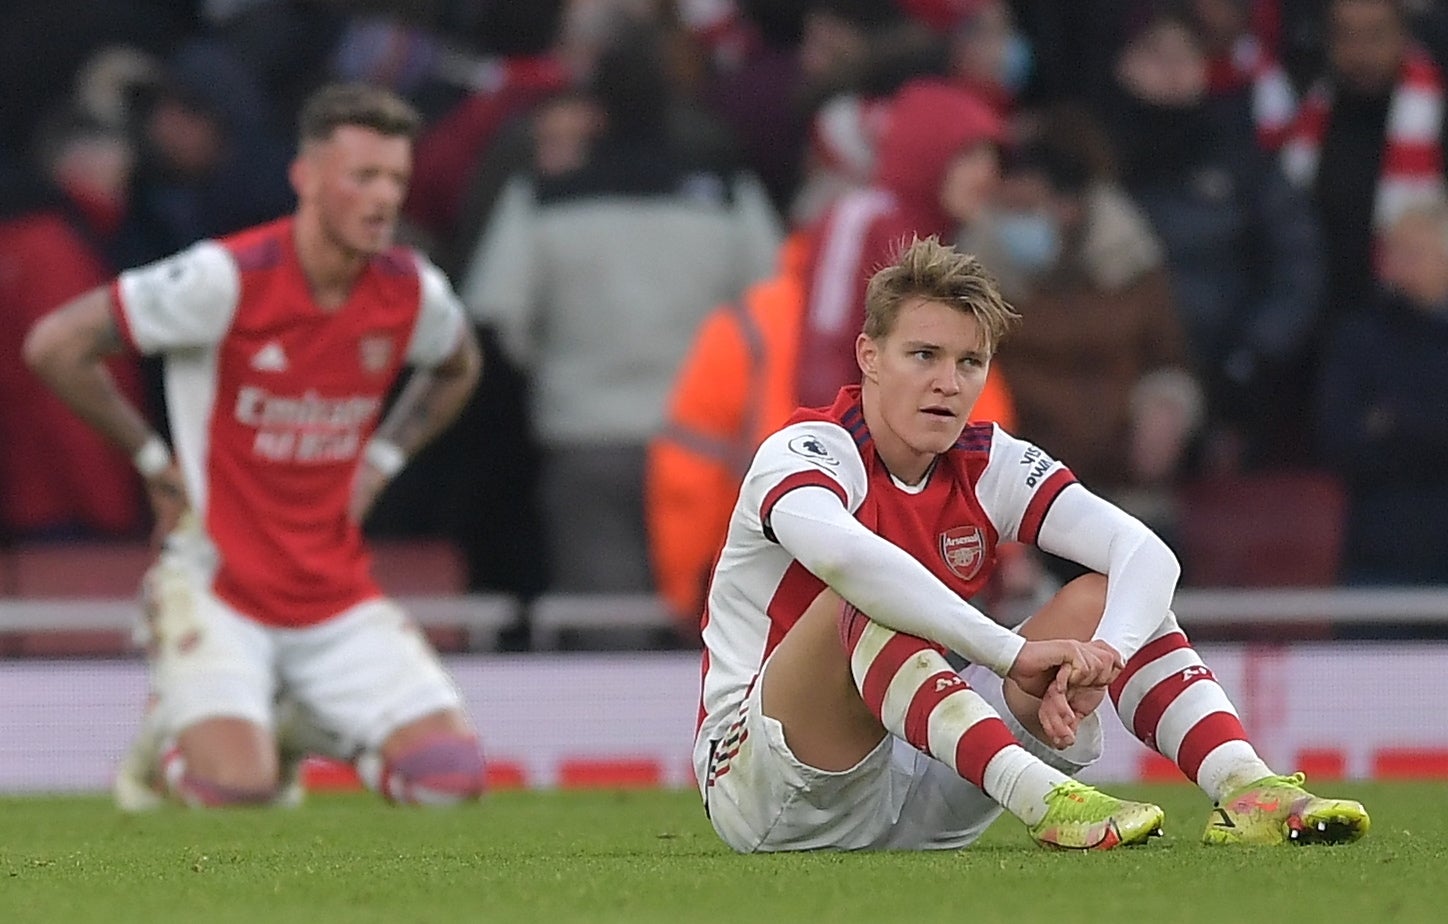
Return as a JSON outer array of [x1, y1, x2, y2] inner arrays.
[[298, 83, 421, 146], [863, 236, 1019, 353]]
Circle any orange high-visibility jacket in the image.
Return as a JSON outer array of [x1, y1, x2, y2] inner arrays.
[[646, 233, 1018, 623]]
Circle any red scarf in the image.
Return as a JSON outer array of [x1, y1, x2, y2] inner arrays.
[[1282, 48, 1447, 232], [1206, 34, 1297, 151]]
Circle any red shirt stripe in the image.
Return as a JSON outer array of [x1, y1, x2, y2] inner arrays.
[[759, 470, 848, 541], [1017, 468, 1075, 545], [762, 561, 827, 660]]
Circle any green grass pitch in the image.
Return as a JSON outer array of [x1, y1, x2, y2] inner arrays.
[[2, 782, 1446, 923]]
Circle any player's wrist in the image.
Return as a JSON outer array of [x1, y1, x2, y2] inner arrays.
[[364, 437, 408, 479], [133, 435, 173, 479]]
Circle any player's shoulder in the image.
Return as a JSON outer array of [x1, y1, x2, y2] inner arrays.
[[748, 410, 865, 489], [219, 218, 290, 273]]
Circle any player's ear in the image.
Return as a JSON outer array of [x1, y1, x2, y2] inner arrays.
[[288, 153, 310, 199], [856, 332, 879, 380]]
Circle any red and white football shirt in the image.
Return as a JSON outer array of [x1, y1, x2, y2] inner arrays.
[[696, 386, 1077, 761], [112, 217, 465, 627]]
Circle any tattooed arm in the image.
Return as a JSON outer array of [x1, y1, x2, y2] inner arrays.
[[24, 286, 154, 454], [350, 324, 483, 523], [24, 285, 189, 540]]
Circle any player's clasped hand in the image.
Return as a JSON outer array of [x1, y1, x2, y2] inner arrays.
[[1007, 638, 1123, 750], [145, 463, 190, 548], [1038, 639, 1123, 749]]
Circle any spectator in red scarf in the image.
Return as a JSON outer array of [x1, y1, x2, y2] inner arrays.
[[1280, 0, 1448, 325], [1191, 0, 1299, 150]]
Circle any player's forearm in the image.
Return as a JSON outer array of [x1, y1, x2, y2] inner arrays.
[[770, 488, 1025, 674], [23, 290, 157, 455], [371, 331, 482, 458], [1035, 484, 1178, 660]]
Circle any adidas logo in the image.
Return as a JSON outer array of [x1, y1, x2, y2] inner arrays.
[[250, 341, 289, 372]]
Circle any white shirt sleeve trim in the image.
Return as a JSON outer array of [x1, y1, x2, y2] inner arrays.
[[407, 255, 467, 367]]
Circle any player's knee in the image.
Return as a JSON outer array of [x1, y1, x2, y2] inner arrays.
[[370, 734, 486, 806], [163, 751, 280, 807]]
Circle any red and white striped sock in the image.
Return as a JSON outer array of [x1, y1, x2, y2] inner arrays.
[[1109, 612, 1272, 802], [842, 606, 1067, 825]]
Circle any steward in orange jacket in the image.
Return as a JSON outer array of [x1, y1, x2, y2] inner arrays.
[[646, 233, 1018, 634]]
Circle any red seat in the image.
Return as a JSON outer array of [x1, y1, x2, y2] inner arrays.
[[10, 541, 154, 597], [368, 539, 466, 595], [1177, 470, 1346, 587]]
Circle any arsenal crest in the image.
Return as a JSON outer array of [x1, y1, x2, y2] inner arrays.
[[939, 526, 986, 581], [359, 335, 394, 375]]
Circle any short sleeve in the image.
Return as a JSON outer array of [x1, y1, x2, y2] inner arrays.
[[114, 241, 239, 353], [972, 425, 1078, 545], [406, 255, 466, 367], [738, 421, 868, 542]]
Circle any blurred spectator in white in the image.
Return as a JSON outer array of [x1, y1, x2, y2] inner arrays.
[[0, 110, 146, 540], [461, 19, 781, 593], [1317, 200, 1448, 584], [967, 107, 1202, 552], [1103, 7, 1324, 469], [446, 2, 739, 277], [795, 79, 1003, 406], [1191, 0, 1299, 149], [1280, 0, 1448, 327]]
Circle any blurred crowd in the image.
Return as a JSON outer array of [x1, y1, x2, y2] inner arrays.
[[3, 0, 1448, 636]]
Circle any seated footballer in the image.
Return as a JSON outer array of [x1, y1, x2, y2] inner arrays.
[[693, 235, 1369, 851]]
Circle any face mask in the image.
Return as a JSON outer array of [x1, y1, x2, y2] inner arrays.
[[995, 211, 1060, 274], [1000, 32, 1033, 95]]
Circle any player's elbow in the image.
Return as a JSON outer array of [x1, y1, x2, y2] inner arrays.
[[1139, 530, 1182, 585], [447, 326, 484, 393], [22, 312, 70, 379]]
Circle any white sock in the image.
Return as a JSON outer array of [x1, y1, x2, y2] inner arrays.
[[1195, 740, 1274, 803], [982, 744, 1070, 826]]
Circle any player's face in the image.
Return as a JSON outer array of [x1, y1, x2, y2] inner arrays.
[[299, 125, 412, 257], [857, 296, 990, 480]]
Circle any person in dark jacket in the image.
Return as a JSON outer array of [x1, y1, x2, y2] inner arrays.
[[1103, 7, 1324, 468], [1317, 201, 1448, 584]]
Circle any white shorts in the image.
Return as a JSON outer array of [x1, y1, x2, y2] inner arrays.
[[140, 552, 465, 755], [701, 662, 1104, 853]]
